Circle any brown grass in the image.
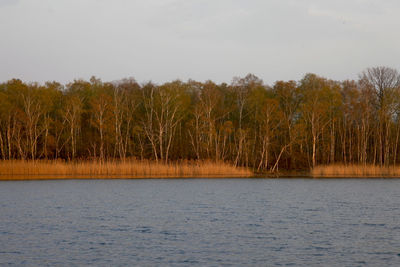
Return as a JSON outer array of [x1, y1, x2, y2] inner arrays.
[[0, 159, 253, 180], [312, 164, 400, 178]]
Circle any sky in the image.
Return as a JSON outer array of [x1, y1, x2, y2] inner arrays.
[[1, 0, 400, 85]]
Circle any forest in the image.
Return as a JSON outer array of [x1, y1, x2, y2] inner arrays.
[[0, 66, 400, 172]]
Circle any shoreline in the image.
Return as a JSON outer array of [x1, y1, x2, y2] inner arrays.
[[2, 161, 400, 180], [0, 159, 253, 180], [0, 174, 257, 181], [3, 174, 400, 181]]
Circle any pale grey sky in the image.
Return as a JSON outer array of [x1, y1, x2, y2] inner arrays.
[[1, 0, 399, 85]]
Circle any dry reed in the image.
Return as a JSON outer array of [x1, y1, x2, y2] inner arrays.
[[0, 159, 253, 180], [312, 164, 400, 178]]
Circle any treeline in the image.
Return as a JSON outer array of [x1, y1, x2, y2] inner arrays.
[[1, 66, 400, 171]]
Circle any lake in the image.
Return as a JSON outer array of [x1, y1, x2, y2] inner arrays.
[[1, 179, 400, 266]]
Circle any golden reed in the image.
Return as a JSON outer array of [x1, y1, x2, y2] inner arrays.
[[0, 159, 253, 180], [312, 164, 400, 178]]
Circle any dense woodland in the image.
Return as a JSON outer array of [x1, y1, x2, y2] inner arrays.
[[1, 66, 400, 171]]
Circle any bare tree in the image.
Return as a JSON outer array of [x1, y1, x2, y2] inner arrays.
[[360, 66, 400, 107], [360, 66, 400, 165]]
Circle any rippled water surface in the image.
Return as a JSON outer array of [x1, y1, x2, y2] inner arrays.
[[1, 179, 400, 266]]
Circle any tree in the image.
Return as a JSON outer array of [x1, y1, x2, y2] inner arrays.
[[141, 81, 190, 163], [112, 78, 141, 160], [231, 74, 263, 166], [63, 92, 83, 160], [0, 89, 9, 159], [299, 74, 335, 168], [11, 82, 48, 160], [360, 67, 400, 165], [273, 81, 301, 168], [89, 80, 113, 162]]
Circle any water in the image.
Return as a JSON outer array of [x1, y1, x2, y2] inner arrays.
[[1, 179, 400, 266]]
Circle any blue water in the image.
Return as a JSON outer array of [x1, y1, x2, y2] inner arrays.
[[1, 179, 400, 266]]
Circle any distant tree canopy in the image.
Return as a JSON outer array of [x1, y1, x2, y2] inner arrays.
[[1, 66, 400, 171]]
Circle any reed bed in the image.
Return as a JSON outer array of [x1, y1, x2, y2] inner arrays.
[[0, 159, 253, 179], [312, 164, 400, 178]]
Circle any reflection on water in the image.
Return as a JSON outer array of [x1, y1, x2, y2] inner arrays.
[[1, 179, 400, 266]]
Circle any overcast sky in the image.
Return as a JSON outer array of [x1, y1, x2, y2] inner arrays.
[[1, 0, 399, 85]]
